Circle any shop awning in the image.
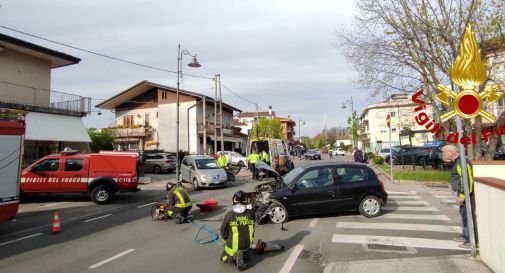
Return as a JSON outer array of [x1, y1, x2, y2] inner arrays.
[[25, 112, 91, 142], [208, 135, 243, 143]]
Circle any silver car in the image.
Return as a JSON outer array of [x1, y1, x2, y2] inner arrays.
[[180, 155, 227, 189], [144, 153, 176, 174]]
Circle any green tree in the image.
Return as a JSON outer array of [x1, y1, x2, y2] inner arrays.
[[88, 128, 114, 152], [316, 138, 324, 149], [347, 111, 359, 148], [251, 118, 285, 139]]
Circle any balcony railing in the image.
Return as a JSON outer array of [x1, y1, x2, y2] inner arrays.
[[197, 123, 241, 136], [0, 81, 90, 116], [111, 127, 151, 138]]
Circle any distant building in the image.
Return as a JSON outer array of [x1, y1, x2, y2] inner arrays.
[[278, 116, 296, 142], [483, 38, 505, 127], [97, 81, 244, 154], [234, 106, 296, 142], [359, 94, 435, 153], [0, 33, 91, 165]]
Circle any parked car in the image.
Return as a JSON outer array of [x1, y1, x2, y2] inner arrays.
[[261, 162, 388, 223], [305, 149, 322, 160], [331, 149, 346, 156], [378, 147, 399, 159], [143, 153, 176, 174], [180, 155, 227, 190], [385, 146, 430, 166], [218, 150, 247, 166]]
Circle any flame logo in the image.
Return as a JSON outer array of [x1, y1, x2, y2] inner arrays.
[[435, 24, 501, 122]]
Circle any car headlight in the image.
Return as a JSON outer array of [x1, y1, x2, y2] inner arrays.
[[201, 175, 211, 181]]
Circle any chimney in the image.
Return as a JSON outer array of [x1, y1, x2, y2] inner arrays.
[[269, 106, 272, 116]]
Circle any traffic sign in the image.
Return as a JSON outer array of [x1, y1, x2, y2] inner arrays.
[[386, 114, 391, 128]]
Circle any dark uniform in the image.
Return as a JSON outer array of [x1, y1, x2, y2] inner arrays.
[[450, 156, 475, 245], [166, 185, 192, 224]]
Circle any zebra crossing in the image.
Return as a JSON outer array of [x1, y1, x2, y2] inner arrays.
[[330, 191, 467, 253]]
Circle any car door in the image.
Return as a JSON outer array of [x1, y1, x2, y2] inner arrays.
[[334, 166, 371, 210], [180, 157, 189, 182], [283, 167, 337, 216], [22, 158, 60, 192], [58, 158, 88, 192]]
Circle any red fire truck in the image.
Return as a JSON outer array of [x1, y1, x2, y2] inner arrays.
[[0, 117, 25, 224], [20, 151, 141, 204]]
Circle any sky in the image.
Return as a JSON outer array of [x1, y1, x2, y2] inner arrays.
[[0, 0, 373, 137]]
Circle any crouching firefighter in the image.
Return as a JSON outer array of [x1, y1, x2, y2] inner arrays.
[[166, 182, 192, 224], [220, 190, 255, 269]]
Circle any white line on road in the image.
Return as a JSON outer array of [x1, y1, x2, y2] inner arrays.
[[331, 234, 465, 250], [279, 245, 304, 273], [336, 222, 460, 233], [137, 202, 157, 208], [0, 233, 43, 246], [390, 200, 429, 205], [387, 191, 417, 195], [388, 195, 422, 200], [379, 213, 450, 221], [89, 249, 135, 269], [308, 218, 319, 228], [383, 206, 439, 211], [83, 214, 112, 223], [40, 202, 69, 207]]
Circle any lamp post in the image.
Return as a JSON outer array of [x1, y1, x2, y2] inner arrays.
[[298, 119, 305, 142], [341, 96, 355, 147], [176, 44, 201, 182]]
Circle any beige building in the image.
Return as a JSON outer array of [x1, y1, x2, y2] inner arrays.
[[97, 81, 244, 154], [360, 94, 435, 153], [0, 33, 91, 165], [233, 106, 296, 142]]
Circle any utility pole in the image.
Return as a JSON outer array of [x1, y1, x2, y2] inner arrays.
[[203, 96, 206, 155], [254, 103, 259, 138], [214, 75, 218, 153], [218, 74, 224, 152]]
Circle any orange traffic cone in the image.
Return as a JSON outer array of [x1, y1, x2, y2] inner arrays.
[[52, 211, 62, 233]]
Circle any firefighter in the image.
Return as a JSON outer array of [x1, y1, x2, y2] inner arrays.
[[247, 150, 261, 180], [217, 152, 229, 168], [220, 190, 255, 269], [165, 182, 192, 224], [261, 150, 270, 165]]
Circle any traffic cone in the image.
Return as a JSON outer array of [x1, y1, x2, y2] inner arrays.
[[52, 211, 62, 233]]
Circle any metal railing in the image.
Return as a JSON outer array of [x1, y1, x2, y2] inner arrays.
[[111, 127, 151, 138], [0, 81, 91, 115]]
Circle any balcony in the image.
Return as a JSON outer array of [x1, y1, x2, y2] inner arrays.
[[111, 127, 151, 138], [197, 122, 241, 136], [0, 81, 90, 117]]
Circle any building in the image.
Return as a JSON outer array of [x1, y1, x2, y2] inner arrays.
[[278, 116, 296, 142], [96, 81, 244, 154], [0, 33, 91, 165], [359, 94, 435, 153], [234, 106, 296, 142], [483, 38, 505, 126]]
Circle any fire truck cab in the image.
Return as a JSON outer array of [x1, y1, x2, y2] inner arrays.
[[21, 151, 140, 204]]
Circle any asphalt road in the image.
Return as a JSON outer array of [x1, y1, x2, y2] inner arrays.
[[0, 155, 468, 273]]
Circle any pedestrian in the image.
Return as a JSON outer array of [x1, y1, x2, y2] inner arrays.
[[353, 148, 364, 163], [362, 148, 369, 164], [165, 182, 192, 224], [138, 152, 146, 177], [441, 144, 475, 249], [220, 190, 255, 269], [247, 150, 261, 180]]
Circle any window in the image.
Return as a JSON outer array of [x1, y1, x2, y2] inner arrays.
[[33, 159, 59, 172], [390, 111, 396, 117], [380, 126, 387, 134], [336, 167, 367, 183], [144, 113, 150, 127], [182, 157, 189, 166], [296, 167, 334, 189], [402, 108, 409, 116], [64, 159, 84, 171], [123, 115, 134, 126], [161, 91, 168, 99], [392, 127, 397, 133], [195, 159, 220, 169]]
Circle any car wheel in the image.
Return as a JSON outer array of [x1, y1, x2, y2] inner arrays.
[[153, 165, 162, 174], [359, 195, 382, 218], [239, 161, 245, 167], [268, 201, 288, 224], [91, 185, 113, 204], [192, 178, 201, 190]]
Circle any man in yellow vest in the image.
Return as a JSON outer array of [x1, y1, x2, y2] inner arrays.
[[442, 144, 475, 249], [261, 150, 270, 165], [166, 182, 192, 224], [247, 150, 261, 180], [217, 152, 229, 168]]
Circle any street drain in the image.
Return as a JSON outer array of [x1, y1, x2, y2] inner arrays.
[[298, 250, 324, 263], [367, 244, 408, 251]]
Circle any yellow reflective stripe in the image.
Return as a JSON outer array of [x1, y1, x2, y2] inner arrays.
[[224, 226, 239, 256], [174, 190, 192, 208], [167, 210, 173, 216], [248, 224, 254, 246], [456, 163, 474, 197]]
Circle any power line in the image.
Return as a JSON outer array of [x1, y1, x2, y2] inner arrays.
[[0, 25, 213, 80], [220, 83, 256, 106]]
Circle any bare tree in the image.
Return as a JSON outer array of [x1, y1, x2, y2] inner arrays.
[[337, 0, 505, 159]]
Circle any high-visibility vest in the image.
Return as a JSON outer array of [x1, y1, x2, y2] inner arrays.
[[247, 153, 260, 164], [261, 152, 270, 163], [456, 162, 474, 199], [218, 155, 228, 168], [174, 187, 192, 208]]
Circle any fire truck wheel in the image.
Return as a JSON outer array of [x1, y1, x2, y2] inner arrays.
[[91, 185, 113, 204]]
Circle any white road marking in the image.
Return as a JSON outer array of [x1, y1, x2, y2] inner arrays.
[[83, 214, 112, 223], [383, 206, 439, 211], [331, 234, 465, 250], [379, 213, 450, 221], [336, 222, 460, 233], [388, 195, 422, 200], [89, 249, 135, 269], [308, 218, 319, 228], [390, 200, 429, 205], [40, 202, 69, 207], [279, 245, 304, 273], [0, 233, 43, 246], [137, 202, 157, 208], [387, 191, 417, 195]]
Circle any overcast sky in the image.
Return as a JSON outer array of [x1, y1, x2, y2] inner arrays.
[[0, 0, 373, 137]]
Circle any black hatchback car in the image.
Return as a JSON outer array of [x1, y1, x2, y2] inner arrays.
[[266, 163, 388, 223]]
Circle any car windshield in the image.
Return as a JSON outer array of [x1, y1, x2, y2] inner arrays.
[[282, 166, 305, 186], [195, 159, 220, 169]]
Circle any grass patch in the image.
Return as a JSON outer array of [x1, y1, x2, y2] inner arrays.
[[376, 163, 451, 182]]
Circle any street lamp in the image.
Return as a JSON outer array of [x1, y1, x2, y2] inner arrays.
[[341, 96, 355, 147], [298, 119, 306, 141], [176, 44, 201, 182]]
